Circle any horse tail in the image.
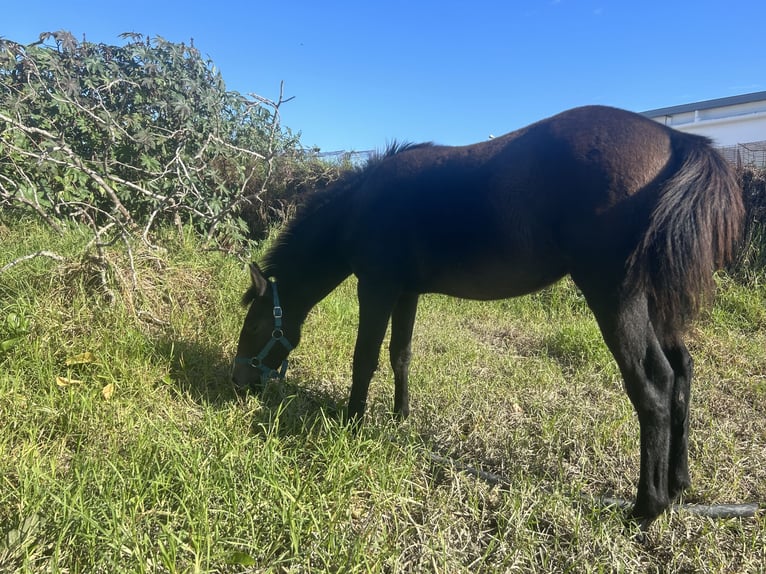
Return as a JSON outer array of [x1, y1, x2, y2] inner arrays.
[[627, 134, 744, 333]]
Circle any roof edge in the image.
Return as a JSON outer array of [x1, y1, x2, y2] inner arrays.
[[641, 91, 766, 118]]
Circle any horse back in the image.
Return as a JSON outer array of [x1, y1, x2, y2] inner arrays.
[[340, 106, 730, 299]]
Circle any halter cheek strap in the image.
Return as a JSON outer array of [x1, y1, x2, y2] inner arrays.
[[234, 280, 293, 384]]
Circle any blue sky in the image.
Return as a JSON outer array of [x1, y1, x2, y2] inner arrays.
[[3, 1, 764, 152]]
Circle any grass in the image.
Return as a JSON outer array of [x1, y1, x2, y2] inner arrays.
[[1, 219, 764, 573]]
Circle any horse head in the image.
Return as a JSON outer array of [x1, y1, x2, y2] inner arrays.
[[232, 263, 299, 391]]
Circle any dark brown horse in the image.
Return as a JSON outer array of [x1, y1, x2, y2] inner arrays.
[[232, 105, 744, 529]]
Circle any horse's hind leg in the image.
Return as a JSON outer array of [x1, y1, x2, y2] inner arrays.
[[389, 292, 419, 419], [661, 339, 693, 500], [580, 285, 676, 527]]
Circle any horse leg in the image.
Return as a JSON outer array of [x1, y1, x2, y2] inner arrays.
[[347, 280, 399, 422], [662, 339, 693, 500], [389, 292, 419, 419], [583, 287, 676, 527]]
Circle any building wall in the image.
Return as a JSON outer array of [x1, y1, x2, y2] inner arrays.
[[643, 93, 766, 147], [654, 109, 766, 147]]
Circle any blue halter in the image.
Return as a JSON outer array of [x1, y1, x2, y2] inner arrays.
[[234, 280, 293, 384]]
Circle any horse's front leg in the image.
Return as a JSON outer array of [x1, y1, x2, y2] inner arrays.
[[347, 280, 399, 422], [389, 292, 419, 418]]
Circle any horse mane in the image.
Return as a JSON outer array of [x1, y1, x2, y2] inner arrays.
[[375, 140, 433, 160], [260, 140, 433, 274], [257, 140, 432, 283]]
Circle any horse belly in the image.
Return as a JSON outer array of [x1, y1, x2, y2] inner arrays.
[[423, 254, 568, 301]]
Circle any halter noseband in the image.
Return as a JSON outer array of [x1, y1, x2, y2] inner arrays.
[[234, 279, 293, 385]]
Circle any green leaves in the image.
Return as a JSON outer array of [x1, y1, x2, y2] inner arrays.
[[0, 31, 304, 250], [0, 311, 29, 354]]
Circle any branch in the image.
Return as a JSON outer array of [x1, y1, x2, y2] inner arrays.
[[1, 251, 65, 274], [0, 177, 64, 234], [592, 496, 759, 519], [425, 450, 760, 520], [204, 167, 259, 242]]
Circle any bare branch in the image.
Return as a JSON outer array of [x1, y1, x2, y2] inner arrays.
[[1, 251, 65, 274]]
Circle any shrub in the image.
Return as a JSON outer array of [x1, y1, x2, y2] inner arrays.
[[731, 167, 766, 277], [0, 31, 345, 307], [0, 31, 342, 247]]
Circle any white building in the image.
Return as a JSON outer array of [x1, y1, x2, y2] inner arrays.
[[642, 91, 766, 167]]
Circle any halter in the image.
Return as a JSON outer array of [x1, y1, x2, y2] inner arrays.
[[234, 279, 293, 385]]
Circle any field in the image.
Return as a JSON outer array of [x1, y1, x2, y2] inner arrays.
[[1, 220, 764, 573]]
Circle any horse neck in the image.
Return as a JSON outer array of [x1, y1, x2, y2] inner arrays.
[[278, 261, 351, 327], [264, 202, 352, 326]]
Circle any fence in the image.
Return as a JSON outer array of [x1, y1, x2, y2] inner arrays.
[[313, 149, 375, 166], [717, 141, 766, 168], [310, 142, 766, 170]]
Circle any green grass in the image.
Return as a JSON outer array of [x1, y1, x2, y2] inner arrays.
[[1, 220, 764, 572]]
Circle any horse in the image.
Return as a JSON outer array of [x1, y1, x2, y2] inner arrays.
[[232, 105, 744, 529]]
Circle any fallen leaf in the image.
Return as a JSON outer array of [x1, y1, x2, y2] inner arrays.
[[56, 376, 83, 387], [102, 383, 115, 400]]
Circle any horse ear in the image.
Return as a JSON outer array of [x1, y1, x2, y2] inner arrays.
[[249, 262, 269, 297]]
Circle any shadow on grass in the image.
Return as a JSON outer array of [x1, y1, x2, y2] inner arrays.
[[152, 335, 620, 497], [242, 378, 351, 438], [153, 334, 346, 436], [152, 335, 238, 403], [150, 336, 650, 529]]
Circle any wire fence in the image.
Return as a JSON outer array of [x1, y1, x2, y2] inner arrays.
[[308, 142, 766, 170], [717, 141, 766, 168], [312, 149, 375, 166]]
